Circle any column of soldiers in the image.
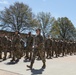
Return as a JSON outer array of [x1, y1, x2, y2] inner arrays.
[[45, 37, 76, 58], [0, 29, 76, 69]]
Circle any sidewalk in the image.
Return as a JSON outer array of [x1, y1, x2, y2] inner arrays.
[[0, 55, 76, 75], [0, 69, 22, 75]]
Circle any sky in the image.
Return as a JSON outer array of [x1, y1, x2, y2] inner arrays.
[[0, 0, 76, 27]]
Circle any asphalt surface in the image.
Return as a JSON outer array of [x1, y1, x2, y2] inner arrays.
[[0, 55, 76, 75]]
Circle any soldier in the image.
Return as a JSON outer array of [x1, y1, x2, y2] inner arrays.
[[20, 39, 25, 56], [52, 38, 56, 57], [25, 32, 33, 60], [2, 33, 8, 60], [73, 41, 76, 55], [57, 40, 60, 57], [69, 41, 73, 55], [54, 39, 59, 58], [62, 40, 66, 56], [10, 31, 22, 62], [66, 41, 70, 55], [57, 40, 62, 57], [74, 42, 76, 55], [27, 28, 46, 69], [60, 40, 64, 56], [0, 36, 2, 59], [45, 35, 52, 59], [7, 36, 12, 58]]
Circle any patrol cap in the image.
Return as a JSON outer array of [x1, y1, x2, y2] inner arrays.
[[28, 32, 31, 35], [36, 28, 41, 32], [15, 30, 20, 34]]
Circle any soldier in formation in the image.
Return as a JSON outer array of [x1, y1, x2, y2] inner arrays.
[[0, 29, 76, 70], [27, 29, 46, 69], [45, 35, 52, 59], [25, 32, 33, 60], [10, 31, 22, 62]]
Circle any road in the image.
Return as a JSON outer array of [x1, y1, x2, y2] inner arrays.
[[0, 55, 76, 75]]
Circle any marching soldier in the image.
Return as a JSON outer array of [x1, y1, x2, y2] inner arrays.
[[27, 28, 46, 69], [2, 33, 8, 60], [0, 37, 2, 59], [54, 39, 59, 58], [20, 39, 25, 56], [45, 35, 52, 59], [52, 38, 56, 57], [25, 32, 33, 60], [10, 31, 22, 62], [7, 36, 12, 58]]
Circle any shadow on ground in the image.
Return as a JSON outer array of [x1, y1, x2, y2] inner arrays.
[[23, 59, 30, 62], [31, 68, 44, 75], [5, 60, 19, 65], [26, 68, 44, 75]]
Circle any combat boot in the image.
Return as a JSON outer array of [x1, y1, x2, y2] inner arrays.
[[42, 63, 46, 69], [27, 62, 33, 69]]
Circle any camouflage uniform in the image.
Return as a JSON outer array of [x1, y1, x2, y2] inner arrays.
[[11, 33, 22, 62], [45, 37, 52, 58], [27, 29, 46, 69], [54, 40, 59, 57], [0, 37, 2, 59], [7, 38, 12, 58], [2, 35, 8, 60], [20, 39, 25, 56], [25, 32, 33, 60], [52, 39, 56, 57], [69, 42, 72, 55], [58, 40, 63, 56], [73, 42, 76, 55], [62, 40, 66, 56]]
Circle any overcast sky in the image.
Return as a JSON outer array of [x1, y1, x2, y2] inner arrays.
[[0, 0, 76, 27]]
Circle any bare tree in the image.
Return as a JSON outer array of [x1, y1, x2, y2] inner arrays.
[[0, 2, 36, 32], [36, 12, 55, 39]]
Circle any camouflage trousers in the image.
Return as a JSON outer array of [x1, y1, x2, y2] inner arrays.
[[45, 47, 52, 58], [0, 46, 2, 59], [25, 46, 32, 60], [12, 47, 23, 60], [3, 46, 8, 59], [31, 46, 46, 66]]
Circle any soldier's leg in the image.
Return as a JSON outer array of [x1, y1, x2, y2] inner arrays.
[[29, 50, 32, 60], [9, 51, 12, 58], [8, 47, 12, 58], [0, 46, 2, 59], [15, 49, 21, 63], [47, 48, 51, 58], [25, 49, 29, 59], [0, 51, 2, 59], [49, 47, 52, 58], [69, 48, 72, 55], [51, 48, 54, 57], [39, 50, 46, 68], [28, 47, 32, 60], [27, 50, 38, 69], [55, 48, 58, 58], [62, 47, 65, 56], [3, 50, 7, 60], [48, 49, 52, 59], [46, 48, 50, 58], [10, 50, 16, 62], [57, 47, 59, 57], [46, 49, 48, 58]]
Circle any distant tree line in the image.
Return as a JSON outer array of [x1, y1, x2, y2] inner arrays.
[[0, 2, 76, 41]]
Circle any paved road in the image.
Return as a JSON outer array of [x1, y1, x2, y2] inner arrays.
[[0, 55, 76, 75], [0, 69, 22, 75]]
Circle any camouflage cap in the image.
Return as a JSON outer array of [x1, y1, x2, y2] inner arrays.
[[36, 28, 41, 32]]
